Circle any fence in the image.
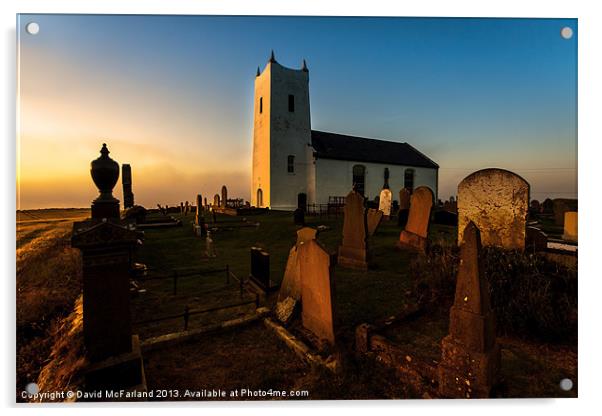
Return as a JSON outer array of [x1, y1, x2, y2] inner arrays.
[[132, 265, 259, 332]]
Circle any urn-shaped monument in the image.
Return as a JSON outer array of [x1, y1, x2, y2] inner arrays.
[[90, 143, 121, 219]]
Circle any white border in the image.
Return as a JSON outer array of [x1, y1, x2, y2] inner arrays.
[[3, 1, 601, 414]]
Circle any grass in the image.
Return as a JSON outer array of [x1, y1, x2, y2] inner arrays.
[[16, 208, 578, 400]]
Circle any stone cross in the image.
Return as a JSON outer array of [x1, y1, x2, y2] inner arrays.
[[338, 190, 368, 270], [458, 168, 529, 250], [397, 186, 433, 251], [438, 221, 500, 398], [299, 231, 336, 345]]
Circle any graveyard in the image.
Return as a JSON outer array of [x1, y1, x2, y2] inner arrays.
[[17, 158, 578, 400]]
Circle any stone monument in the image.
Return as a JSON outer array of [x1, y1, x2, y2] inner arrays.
[[458, 168, 529, 250], [397, 186, 433, 252], [438, 222, 500, 398], [398, 187, 411, 227], [71, 143, 145, 392], [338, 190, 368, 270], [221, 185, 228, 208], [121, 164, 134, 209]]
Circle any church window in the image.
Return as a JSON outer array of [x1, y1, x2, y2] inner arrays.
[[352, 164, 366, 196], [404, 169, 415, 192], [288, 94, 295, 112], [287, 155, 295, 173], [259, 97, 263, 114]]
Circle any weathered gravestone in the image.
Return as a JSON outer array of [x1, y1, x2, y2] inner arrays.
[[458, 168, 529, 250], [438, 222, 500, 398], [338, 190, 368, 270], [180, 202, 184, 214], [221, 185, 228, 208], [121, 164, 134, 209], [184, 200, 189, 216], [379, 189, 392, 218], [278, 227, 317, 303], [397, 186, 433, 252], [563, 211, 578, 242], [195, 194, 203, 223], [299, 233, 336, 346], [71, 144, 145, 392], [213, 194, 220, 208], [366, 208, 383, 236], [398, 187, 411, 227]]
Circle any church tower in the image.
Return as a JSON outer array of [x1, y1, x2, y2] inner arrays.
[[251, 52, 313, 210]]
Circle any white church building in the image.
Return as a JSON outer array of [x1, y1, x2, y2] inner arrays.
[[251, 52, 439, 211]]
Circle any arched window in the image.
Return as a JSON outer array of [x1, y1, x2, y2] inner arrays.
[[256, 188, 263, 207], [404, 168, 415, 192], [352, 164, 366, 196], [287, 155, 295, 173]]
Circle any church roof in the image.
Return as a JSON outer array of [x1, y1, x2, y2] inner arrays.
[[310, 130, 439, 169]]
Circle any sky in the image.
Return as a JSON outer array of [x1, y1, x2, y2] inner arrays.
[[17, 15, 577, 209]]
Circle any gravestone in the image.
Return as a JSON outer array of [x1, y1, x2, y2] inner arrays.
[[204, 197, 208, 207], [293, 208, 305, 226], [438, 222, 500, 398], [366, 208, 383, 236], [121, 164, 134, 209], [458, 168, 529, 250], [278, 227, 317, 303], [542, 198, 554, 214], [180, 202, 184, 214], [205, 231, 216, 258], [195, 194, 203, 224], [526, 226, 548, 252], [184, 200, 189, 216], [553, 199, 578, 226], [249, 247, 275, 292], [398, 188, 411, 227], [563, 211, 578, 242], [338, 190, 368, 270], [379, 189, 392, 218], [397, 186, 433, 252], [299, 235, 336, 345], [221, 186, 228, 208], [71, 144, 145, 392], [213, 194, 220, 208]]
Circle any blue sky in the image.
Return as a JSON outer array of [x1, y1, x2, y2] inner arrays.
[[17, 15, 577, 209]]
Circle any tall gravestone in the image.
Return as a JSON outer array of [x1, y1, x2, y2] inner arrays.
[[397, 186, 433, 252], [438, 222, 500, 398], [121, 164, 134, 209], [221, 185, 228, 208], [398, 187, 411, 227], [249, 247, 275, 292], [71, 144, 145, 392], [213, 194, 220, 207], [338, 190, 368, 270], [379, 168, 392, 218], [278, 227, 317, 303], [458, 168, 530, 250], [299, 232, 336, 346]]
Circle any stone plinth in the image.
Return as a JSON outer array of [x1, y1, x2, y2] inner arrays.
[[458, 168, 529, 250], [338, 190, 368, 270], [438, 222, 500, 398], [563, 211, 578, 242], [72, 220, 140, 361]]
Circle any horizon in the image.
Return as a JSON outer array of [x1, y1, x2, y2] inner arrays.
[[17, 15, 577, 210]]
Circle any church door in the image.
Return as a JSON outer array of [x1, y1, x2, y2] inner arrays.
[[257, 188, 263, 207]]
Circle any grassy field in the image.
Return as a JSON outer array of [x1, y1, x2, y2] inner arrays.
[[16, 209, 89, 401], [16, 208, 577, 400]]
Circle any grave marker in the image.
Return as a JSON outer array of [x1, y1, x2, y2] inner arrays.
[[338, 190, 368, 270], [458, 168, 529, 250], [397, 186, 433, 251], [438, 222, 500, 398]]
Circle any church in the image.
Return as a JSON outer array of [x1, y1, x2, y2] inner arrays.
[[251, 52, 439, 211]]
